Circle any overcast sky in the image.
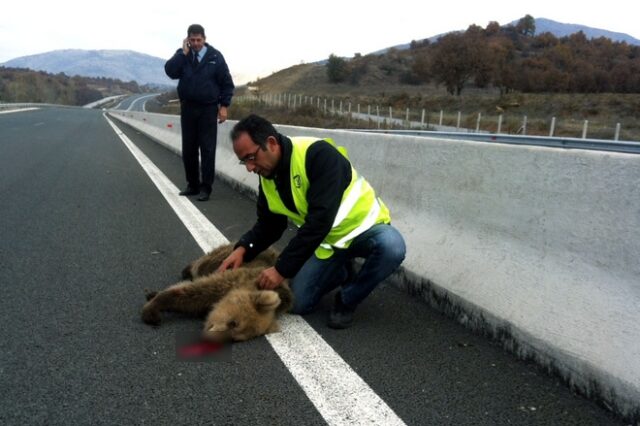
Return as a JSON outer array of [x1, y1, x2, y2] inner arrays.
[[1, 0, 638, 84]]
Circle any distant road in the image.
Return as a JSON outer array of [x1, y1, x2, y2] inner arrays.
[[0, 106, 624, 425], [112, 93, 160, 112]]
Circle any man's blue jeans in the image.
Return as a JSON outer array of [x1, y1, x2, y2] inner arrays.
[[290, 224, 406, 314]]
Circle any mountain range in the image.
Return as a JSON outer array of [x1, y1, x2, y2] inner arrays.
[[0, 49, 173, 88]]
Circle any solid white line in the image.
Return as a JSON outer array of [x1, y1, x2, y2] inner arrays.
[[0, 108, 39, 115], [267, 316, 406, 425], [103, 113, 406, 426], [103, 113, 226, 252]]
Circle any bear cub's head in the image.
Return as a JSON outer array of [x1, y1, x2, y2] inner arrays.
[[203, 288, 282, 342]]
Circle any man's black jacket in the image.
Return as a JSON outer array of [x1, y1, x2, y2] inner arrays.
[[165, 43, 234, 106], [237, 134, 352, 278]]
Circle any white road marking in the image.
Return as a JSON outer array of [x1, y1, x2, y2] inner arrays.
[[0, 108, 39, 115], [103, 113, 226, 252], [103, 113, 407, 426]]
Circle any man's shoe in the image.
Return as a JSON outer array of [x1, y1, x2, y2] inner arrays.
[[197, 189, 210, 201], [179, 186, 199, 196], [328, 292, 355, 329]]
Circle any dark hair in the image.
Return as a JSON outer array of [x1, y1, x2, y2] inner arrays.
[[187, 24, 205, 37], [231, 114, 278, 149]]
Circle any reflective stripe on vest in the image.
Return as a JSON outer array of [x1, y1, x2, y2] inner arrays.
[[260, 137, 391, 259]]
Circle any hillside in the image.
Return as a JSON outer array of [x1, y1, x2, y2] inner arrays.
[[1, 49, 173, 88], [246, 15, 640, 98], [374, 16, 640, 54], [0, 67, 142, 105], [230, 16, 640, 141]]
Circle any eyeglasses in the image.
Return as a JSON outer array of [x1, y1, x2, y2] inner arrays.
[[238, 146, 261, 165]]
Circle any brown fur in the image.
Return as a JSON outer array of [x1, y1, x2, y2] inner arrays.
[[143, 244, 293, 343], [181, 244, 279, 280]]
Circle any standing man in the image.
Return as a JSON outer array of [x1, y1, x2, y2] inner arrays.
[[218, 114, 406, 329], [165, 24, 234, 201]]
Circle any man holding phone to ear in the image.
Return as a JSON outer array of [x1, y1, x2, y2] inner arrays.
[[165, 24, 234, 201]]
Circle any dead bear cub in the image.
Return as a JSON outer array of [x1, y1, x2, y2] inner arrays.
[[142, 244, 293, 342]]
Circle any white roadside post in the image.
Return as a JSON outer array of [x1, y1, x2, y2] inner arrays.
[[582, 120, 589, 139]]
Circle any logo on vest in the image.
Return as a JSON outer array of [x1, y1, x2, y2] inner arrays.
[[293, 175, 301, 188]]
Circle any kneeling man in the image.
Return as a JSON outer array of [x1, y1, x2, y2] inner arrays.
[[218, 114, 406, 329]]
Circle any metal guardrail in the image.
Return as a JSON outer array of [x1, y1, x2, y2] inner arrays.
[[345, 129, 640, 155]]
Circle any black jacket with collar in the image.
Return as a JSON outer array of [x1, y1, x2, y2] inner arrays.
[[237, 134, 352, 278], [164, 43, 234, 106]]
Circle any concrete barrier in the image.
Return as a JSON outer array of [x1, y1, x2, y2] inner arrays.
[[108, 109, 640, 421]]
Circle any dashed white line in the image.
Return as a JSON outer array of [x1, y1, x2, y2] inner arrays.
[[103, 113, 407, 426]]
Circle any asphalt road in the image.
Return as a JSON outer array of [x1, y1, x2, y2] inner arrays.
[[0, 105, 626, 425], [112, 94, 160, 112]]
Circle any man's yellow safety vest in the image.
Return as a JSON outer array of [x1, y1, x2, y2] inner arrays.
[[260, 137, 391, 259]]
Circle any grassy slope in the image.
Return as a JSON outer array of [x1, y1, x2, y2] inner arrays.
[[237, 61, 640, 140]]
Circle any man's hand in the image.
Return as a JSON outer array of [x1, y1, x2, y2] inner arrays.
[[218, 106, 228, 123], [258, 267, 284, 290], [217, 246, 246, 272], [182, 38, 190, 56]]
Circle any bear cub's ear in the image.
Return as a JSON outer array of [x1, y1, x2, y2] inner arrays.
[[252, 291, 281, 313]]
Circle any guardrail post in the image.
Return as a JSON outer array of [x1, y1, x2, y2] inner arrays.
[[582, 120, 589, 139], [376, 106, 380, 129], [324, 99, 327, 114], [357, 104, 360, 115], [421, 109, 425, 129], [406, 108, 410, 126], [614, 123, 621, 141], [497, 114, 503, 134], [475, 113, 481, 132], [339, 100, 343, 114], [439, 110, 443, 126], [549, 117, 556, 137], [331, 99, 335, 114], [522, 115, 527, 135], [456, 111, 461, 130]]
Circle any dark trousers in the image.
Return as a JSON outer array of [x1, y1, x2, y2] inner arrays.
[[180, 102, 218, 192]]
